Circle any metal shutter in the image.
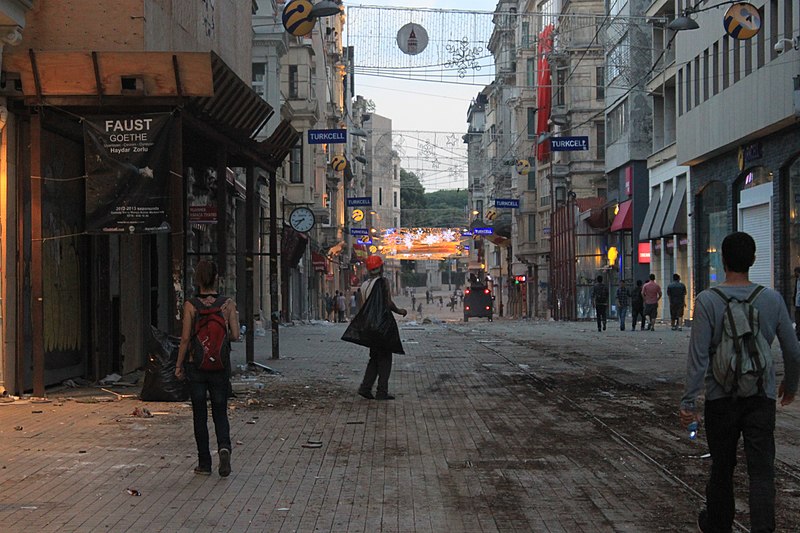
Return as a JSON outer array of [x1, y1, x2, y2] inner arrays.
[[739, 202, 772, 288]]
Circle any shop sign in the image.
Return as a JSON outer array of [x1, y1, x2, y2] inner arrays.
[[638, 242, 651, 263], [473, 227, 494, 235], [738, 141, 763, 170], [308, 129, 346, 144], [550, 136, 589, 151], [350, 227, 369, 236], [347, 196, 372, 207], [189, 205, 218, 224], [495, 198, 520, 209]]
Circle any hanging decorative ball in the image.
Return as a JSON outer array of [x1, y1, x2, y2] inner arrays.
[[282, 0, 315, 37], [396, 23, 429, 56], [723, 3, 761, 40], [331, 155, 347, 172], [485, 207, 498, 221], [515, 159, 531, 175]]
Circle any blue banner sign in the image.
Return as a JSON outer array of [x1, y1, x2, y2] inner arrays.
[[461, 231, 473, 237], [495, 198, 520, 208], [347, 196, 372, 207], [473, 227, 494, 235], [308, 129, 347, 144], [350, 228, 369, 236], [550, 136, 589, 151]]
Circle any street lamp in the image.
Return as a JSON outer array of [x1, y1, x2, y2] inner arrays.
[[310, 1, 342, 18]]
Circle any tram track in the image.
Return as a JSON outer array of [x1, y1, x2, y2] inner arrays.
[[450, 322, 797, 532]]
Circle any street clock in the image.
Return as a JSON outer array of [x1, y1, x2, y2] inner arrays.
[[289, 206, 315, 233]]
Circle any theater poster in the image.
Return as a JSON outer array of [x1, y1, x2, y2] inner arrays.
[[84, 113, 174, 234]]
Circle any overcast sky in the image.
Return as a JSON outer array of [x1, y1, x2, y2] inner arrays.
[[345, 1, 498, 190]]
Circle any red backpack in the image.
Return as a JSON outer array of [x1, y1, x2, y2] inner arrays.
[[190, 296, 231, 372]]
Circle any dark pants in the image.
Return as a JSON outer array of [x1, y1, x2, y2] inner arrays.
[[644, 303, 658, 328], [360, 348, 393, 396], [595, 304, 607, 331], [618, 305, 628, 330], [704, 396, 776, 533], [631, 305, 645, 329], [187, 365, 231, 468]]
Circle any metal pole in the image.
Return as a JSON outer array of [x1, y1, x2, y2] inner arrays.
[[269, 170, 280, 359], [245, 165, 255, 364]]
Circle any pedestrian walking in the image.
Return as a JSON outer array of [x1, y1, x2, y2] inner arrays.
[[680, 232, 800, 533], [354, 256, 407, 400], [349, 291, 357, 318], [616, 279, 630, 331], [631, 280, 645, 331], [175, 260, 239, 477], [417, 302, 423, 319], [438, 295, 443, 308], [591, 275, 609, 332], [411, 294, 416, 310], [336, 291, 347, 322], [667, 273, 688, 331], [327, 292, 337, 322], [324, 292, 333, 322], [642, 274, 662, 331]]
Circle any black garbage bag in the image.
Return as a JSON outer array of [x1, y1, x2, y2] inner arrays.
[[342, 277, 404, 354], [140, 326, 190, 402]]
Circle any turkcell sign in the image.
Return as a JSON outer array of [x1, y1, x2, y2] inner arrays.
[[495, 198, 520, 209], [473, 227, 494, 235], [307, 129, 347, 144], [350, 228, 369, 236], [550, 136, 589, 151], [347, 196, 372, 207]]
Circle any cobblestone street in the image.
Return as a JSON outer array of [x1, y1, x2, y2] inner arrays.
[[1, 302, 799, 532]]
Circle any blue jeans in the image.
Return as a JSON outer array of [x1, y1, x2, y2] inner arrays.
[[704, 396, 776, 533], [187, 365, 231, 468], [618, 305, 628, 330]]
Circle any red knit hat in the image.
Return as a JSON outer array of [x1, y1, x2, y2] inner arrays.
[[365, 255, 383, 271]]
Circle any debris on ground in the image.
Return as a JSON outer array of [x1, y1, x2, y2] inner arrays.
[[131, 407, 153, 418], [126, 488, 141, 496]]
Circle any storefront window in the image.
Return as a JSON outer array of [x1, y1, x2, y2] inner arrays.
[[697, 181, 727, 290], [788, 158, 800, 296]]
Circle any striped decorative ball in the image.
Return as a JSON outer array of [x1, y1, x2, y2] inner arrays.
[[282, 0, 315, 37], [515, 159, 531, 175], [485, 208, 497, 221], [331, 155, 347, 172]]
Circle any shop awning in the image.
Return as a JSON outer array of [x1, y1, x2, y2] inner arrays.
[[649, 182, 673, 239], [610, 199, 633, 232], [639, 191, 660, 241], [487, 234, 511, 247], [661, 179, 687, 236]]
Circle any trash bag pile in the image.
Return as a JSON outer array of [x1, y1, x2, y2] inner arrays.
[[140, 326, 189, 402], [341, 277, 404, 354]]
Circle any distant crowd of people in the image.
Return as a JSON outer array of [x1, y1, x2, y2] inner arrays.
[[591, 272, 687, 333]]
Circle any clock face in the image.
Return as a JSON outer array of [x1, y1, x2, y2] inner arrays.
[[289, 207, 315, 233]]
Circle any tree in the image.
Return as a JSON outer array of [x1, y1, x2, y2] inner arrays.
[[400, 169, 426, 227]]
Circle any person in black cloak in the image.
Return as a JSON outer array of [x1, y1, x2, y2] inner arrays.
[[347, 255, 407, 400]]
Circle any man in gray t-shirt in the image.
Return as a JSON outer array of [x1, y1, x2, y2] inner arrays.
[[680, 232, 800, 532]]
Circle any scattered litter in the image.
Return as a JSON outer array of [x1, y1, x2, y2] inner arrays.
[[78, 450, 87, 454], [126, 488, 141, 496], [100, 388, 137, 399], [246, 420, 256, 425], [62, 379, 78, 388], [31, 410, 43, 414], [701, 453, 711, 458], [345, 421, 364, 425], [248, 361, 280, 374], [276, 508, 290, 511], [301, 443, 322, 449], [307, 439, 323, 445], [13, 426, 22, 431], [131, 407, 153, 418], [20, 506, 38, 510], [99, 373, 122, 385], [236, 440, 244, 445], [30, 398, 51, 404]]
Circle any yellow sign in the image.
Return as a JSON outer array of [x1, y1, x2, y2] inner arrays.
[[369, 245, 378, 253], [607, 246, 618, 264], [352, 209, 364, 222]]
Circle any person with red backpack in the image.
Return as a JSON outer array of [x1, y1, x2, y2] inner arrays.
[[175, 260, 240, 477]]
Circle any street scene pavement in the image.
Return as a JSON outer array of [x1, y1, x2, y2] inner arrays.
[[1, 292, 799, 532]]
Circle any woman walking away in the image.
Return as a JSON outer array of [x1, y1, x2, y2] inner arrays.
[[176, 260, 239, 477]]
